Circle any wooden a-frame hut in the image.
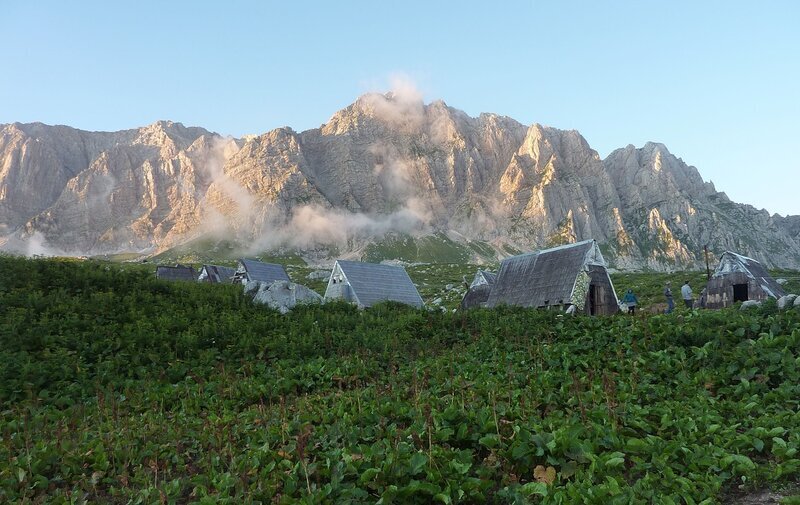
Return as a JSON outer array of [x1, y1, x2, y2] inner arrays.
[[485, 239, 618, 315], [704, 251, 786, 309], [232, 258, 290, 285], [324, 260, 424, 309]]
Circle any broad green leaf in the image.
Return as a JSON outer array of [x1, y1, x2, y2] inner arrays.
[[767, 427, 785, 437], [625, 438, 648, 453], [606, 457, 625, 468], [410, 452, 428, 475], [449, 459, 471, 475], [434, 492, 452, 504], [520, 481, 548, 497], [359, 468, 380, 484], [560, 460, 578, 479], [479, 434, 501, 449], [605, 453, 626, 468]]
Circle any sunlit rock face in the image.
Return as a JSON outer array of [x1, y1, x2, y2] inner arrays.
[[603, 142, 800, 269], [1, 95, 799, 268]]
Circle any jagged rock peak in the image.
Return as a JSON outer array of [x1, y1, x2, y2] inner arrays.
[[1, 96, 799, 269], [322, 95, 526, 142], [604, 141, 717, 198], [254, 127, 297, 141], [134, 120, 213, 148]]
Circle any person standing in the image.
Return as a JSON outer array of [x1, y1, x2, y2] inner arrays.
[[681, 280, 693, 309], [622, 289, 638, 314], [664, 281, 674, 314]]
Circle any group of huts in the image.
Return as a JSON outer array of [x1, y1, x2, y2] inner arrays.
[[156, 239, 792, 314], [460, 240, 791, 312], [156, 258, 424, 309]]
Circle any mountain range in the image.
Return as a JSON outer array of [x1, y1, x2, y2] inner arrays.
[[2, 92, 799, 269]]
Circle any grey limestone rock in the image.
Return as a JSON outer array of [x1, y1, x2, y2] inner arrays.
[[243, 280, 261, 297], [740, 300, 762, 310], [777, 294, 797, 310], [251, 280, 323, 314], [307, 270, 331, 281]]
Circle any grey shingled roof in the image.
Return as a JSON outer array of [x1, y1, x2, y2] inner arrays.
[[336, 260, 423, 308], [201, 264, 236, 283], [239, 258, 290, 283], [156, 265, 197, 282], [714, 251, 786, 298], [486, 240, 596, 308]]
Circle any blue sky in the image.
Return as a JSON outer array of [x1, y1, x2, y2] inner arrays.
[[2, 1, 798, 215]]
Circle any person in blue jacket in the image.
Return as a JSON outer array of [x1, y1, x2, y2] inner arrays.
[[622, 289, 638, 314], [664, 281, 674, 314]]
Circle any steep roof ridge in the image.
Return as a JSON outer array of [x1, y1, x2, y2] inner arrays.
[[501, 239, 596, 265], [724, 250, 758, 263], [582, 240, 606, 267]]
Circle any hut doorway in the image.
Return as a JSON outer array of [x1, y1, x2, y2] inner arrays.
[[733, 283, 748, 303], [588, 284, 598, 315]]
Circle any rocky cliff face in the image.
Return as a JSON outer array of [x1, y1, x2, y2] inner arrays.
[[775, 215, 800, 242], [0, 121, 241, 253], [603, 143, 800, 269], [2, 94, 799, 269]]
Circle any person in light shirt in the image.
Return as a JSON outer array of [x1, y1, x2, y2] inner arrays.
[[681, 280, 693, 309]]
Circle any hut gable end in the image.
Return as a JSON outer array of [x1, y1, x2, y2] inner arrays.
[[462, 269, 498, 309], [199, 264, 236, 283], [324, 262, 360, 305], [470, 270, 497, 289]]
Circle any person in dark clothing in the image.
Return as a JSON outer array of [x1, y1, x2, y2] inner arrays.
[[664, 281, 674, 314], [622, 289, 638, 314]]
